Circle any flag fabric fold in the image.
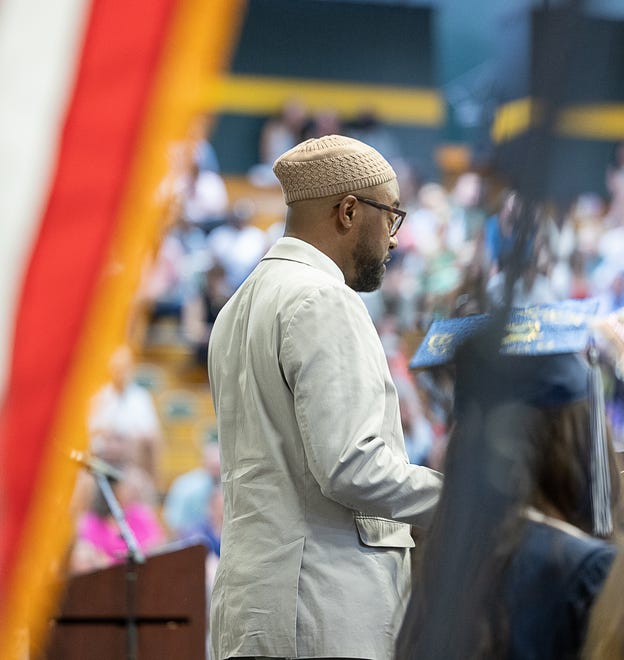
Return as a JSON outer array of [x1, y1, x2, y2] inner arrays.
[[0, 1, 246, 656]]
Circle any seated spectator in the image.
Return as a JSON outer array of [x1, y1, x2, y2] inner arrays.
[[594, 310, 624, 455], [181, 263, 232, 368], [604, 141, 624, 229], [542, 202, 577, 300], [179, 161, 229, 232], [448, 172, 486, 246], [139, 210, 210, 326], [163, 436, 221, 539], [187, 485, 223, 555], [486, 199, 557, 308], [302, 108, 342, 140], [157, 126, 227, 232], [396, 376, 434, 466], [346, 108, 402, 163], [186, 486, 224, 583], [486, 237, 557, 307], [205, 199, 269, 291], [568, 249, 592, 300], [484, 190, 521, 271], [248, 99, 308, 187], [89, 345, 163, 483], [597, 269, 624, 316], [70, 426, 159, 524], [69, 465, 167, 575]]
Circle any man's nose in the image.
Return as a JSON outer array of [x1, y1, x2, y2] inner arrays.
[[389, 235, 398, 250]]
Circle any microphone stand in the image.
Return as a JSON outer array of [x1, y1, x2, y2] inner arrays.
[[93, 472, 145, 660]]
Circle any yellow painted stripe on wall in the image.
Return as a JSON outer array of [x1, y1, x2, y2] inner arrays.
[[3, 1, 247, 657], [492, 98, 624, 143], [204, 74, 446, 127], [491, 98, 535, 143], [558, 103, 624, 140]]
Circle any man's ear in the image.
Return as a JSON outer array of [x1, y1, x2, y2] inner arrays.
[[337, 195, 357, 233]]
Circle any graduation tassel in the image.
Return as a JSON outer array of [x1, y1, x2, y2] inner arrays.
[[587, 339, 613, 537]]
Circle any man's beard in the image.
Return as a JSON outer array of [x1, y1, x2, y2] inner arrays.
[[350, 234, 387, 292]]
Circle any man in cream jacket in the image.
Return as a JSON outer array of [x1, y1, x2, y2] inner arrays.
[[208, 135, 442, 660]]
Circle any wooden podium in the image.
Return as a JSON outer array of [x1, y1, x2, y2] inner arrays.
[[43, 543, 207, 660]]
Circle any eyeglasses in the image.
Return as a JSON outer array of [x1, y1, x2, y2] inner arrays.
[[353, 196, 406, 236]]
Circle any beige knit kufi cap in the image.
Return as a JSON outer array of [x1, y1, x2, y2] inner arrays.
[[272, 134, 396, 204]]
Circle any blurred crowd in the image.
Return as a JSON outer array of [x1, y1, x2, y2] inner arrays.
[[136, 104, 624, 469], [66, 104, 624, 637], [68, 344, 224, 602]]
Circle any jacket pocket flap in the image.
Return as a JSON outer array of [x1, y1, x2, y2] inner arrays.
[[354, 514, 415, 548]]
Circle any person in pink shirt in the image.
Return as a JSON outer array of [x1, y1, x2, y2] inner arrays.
[[69, 469, 166, 574]]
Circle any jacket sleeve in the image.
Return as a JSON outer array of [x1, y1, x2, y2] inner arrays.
[[280, 284, 442, 528], [560, 543, 617, 657]]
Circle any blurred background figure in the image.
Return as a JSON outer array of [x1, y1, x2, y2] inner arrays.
[[178, 161, 229, 232], [346, 107, 403, 165], [69, 464, 167, 576], [175, 112, 229, 232], [138, 209, 210, 332], [541, 200, 577, 300], [605, 141, 624, 228], [484, 190, 522, 275], [191, 112, 221, 175], [186, 484, 224, 594], [485, 195, 557, 307], [395, 376, 435, 466], [204, 198, 269, 291], [182, 262, 232, 369], [447, 171, 487, 249], [162, 434, 221, 540], [248, 98, 309, 187], [186, 484, 224, 557], [302, 107, 342, 140], [89, 345, 163, 484], [594, 310, 624, 455], [70, 426, 160, 524], [596, 269, 624, 317]]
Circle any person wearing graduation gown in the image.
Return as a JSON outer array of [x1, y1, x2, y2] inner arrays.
[[398, 304, 622, 660]]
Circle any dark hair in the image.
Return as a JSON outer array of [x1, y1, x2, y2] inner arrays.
[[529, 400, 621, 535], [397, 398, 621, 659]]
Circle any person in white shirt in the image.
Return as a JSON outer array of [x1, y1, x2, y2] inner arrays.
[[89, 345, 162, 482], [207, 135, 442, 660], [205, 198, 269, 291]]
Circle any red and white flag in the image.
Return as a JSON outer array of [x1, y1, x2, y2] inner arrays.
[[0, 1, 245, 655]]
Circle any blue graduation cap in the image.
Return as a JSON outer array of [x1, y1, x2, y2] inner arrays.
[[410, 299, 598, 370], [410, 299, 613, 536]]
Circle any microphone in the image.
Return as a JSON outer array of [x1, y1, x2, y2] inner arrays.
[[70, 450, 124, 481]]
